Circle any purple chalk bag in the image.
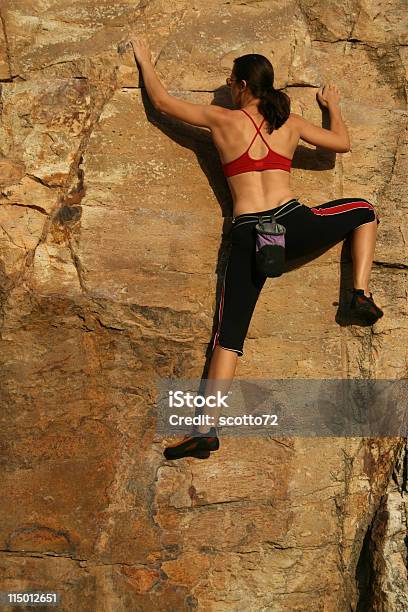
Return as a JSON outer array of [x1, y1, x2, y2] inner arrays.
[[255, 215, 286, 277]]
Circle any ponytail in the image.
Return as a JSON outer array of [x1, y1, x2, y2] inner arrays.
[[232, 54, 291, 134], [258, 86, 291, 134]]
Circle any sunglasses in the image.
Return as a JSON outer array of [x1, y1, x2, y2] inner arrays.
[[226, 77, 238, 87]]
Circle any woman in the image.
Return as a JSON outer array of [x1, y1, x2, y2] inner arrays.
[[128, 37, 383, 460]]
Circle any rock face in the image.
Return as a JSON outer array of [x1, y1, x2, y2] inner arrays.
[[0, 1, 407, 610]]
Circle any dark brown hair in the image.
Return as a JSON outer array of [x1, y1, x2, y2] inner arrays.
[[232, 53, 291, 134]]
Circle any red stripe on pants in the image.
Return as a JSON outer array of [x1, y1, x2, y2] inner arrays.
[[212, 282, 225, 351], [311, 201, 374, 216]]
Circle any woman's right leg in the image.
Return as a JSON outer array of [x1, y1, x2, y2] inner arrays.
[[350, 219, 378, 296], [283, 197, 383, 322]]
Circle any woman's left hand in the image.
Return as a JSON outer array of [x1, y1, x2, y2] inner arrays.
[[129, 35, 152, 65]]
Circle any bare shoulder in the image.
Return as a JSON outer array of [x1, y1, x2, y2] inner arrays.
[[288, 112, 350, 152], [217, 107, 241, 119], [288, 112, 302, 127], [211, 107, 244, 130], [203, 105, 235, 130], [210, 105, 233, 119]]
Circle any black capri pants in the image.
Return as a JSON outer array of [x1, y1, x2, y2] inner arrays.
[[211, 197, 380, 357]]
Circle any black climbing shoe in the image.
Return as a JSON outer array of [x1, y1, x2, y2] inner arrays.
[[350, 289, 384, 324], [163, 428, 220, 461]]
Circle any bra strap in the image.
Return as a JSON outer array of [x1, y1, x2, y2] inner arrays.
[[241, 109, 265, 133], [240, 109, 267, 151]]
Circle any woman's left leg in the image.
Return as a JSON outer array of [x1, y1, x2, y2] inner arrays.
[[163, 216, 267, 459]]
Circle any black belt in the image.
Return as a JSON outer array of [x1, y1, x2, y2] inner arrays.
[[232, 200, 301, 227]]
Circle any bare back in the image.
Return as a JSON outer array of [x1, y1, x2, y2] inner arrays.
[[211, 109, 300, 216]]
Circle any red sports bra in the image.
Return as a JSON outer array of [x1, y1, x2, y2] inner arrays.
[[222, 109, 292, 177]]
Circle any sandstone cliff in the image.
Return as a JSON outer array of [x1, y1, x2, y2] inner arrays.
[[0, 1, 407, 610]]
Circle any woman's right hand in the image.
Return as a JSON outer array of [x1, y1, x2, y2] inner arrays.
[[316, 83, 341, 108]]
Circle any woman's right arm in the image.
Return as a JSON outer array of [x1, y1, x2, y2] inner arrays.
[[291, 83, 351, 153]]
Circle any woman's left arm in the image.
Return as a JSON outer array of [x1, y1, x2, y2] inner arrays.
[[130, 36, 226, 129]]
